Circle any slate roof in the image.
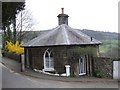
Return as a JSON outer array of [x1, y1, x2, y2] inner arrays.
[[23, 24, 102, 47]]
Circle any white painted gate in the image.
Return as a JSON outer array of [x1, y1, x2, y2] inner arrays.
[[113, 61, 120, 80]]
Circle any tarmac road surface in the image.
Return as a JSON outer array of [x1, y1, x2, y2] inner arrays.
[[1, 63, 119, 88]]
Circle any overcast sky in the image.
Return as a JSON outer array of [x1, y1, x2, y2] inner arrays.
[[26, 0, 119, 33]]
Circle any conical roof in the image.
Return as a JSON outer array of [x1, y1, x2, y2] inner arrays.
[[23, 24, 102, 47]]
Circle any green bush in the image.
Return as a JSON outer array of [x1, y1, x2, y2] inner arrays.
[[95, 70, 105, 78]]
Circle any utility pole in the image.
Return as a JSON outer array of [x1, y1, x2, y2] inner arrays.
[[19, 10, 22, 44]]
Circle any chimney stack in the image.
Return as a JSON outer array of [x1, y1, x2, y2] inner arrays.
[[57, 8, 69, 25]]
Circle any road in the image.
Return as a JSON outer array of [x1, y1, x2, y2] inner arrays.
[[2, 64, 67, 88], [1, 63, 119, 88]]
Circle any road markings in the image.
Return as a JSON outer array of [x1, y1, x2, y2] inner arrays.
[[14, 73, 20, 75], [0, 63, 21, 77], [0, 63, 38, 83], [0, 63, 2, 67], [10, 70, 14, 73]]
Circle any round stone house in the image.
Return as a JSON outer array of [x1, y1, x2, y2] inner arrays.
[[23, 8, 102, 77]]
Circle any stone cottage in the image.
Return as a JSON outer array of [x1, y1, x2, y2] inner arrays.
[[23, 8, 102, 77]]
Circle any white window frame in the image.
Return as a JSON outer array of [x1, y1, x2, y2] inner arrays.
[[43, 49, 54, 71]]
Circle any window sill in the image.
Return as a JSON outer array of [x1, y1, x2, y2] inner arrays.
[[43, 68, 54, 72], [79, 73, 86, 76]]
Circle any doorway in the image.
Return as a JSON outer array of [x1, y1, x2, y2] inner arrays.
[[79, 56, 86, 75]]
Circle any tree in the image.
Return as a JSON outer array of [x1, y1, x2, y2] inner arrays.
[[2, 2, 25, 53], [15, 7, 36, 43], [6, 41, 24, 55], [2, 2, 25, 33]]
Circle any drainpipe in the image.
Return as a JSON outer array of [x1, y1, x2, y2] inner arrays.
[[65, 65, 70, 76]]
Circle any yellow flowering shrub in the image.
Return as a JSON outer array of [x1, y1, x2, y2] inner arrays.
[[6, 41, 24, 55]]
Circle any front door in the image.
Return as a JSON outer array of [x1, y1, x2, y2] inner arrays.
[[79, 56, 86, 75]]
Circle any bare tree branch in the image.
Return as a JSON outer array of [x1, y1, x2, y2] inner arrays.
[[16, 7, 35, 43]]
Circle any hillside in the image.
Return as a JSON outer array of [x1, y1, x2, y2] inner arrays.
[[81, 30, 119, 58], [81, 29, 118, 41]]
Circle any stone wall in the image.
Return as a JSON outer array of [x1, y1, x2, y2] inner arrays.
[[3, 52, 21, 62], [94, 57, 113, 78], [25, 45, 98, 76], [25, 46, 68, 74]]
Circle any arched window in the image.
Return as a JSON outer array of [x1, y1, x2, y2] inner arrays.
[[43, 49, 54, 71]]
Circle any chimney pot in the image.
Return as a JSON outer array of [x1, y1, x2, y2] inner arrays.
[[61, 8, 64, 14]]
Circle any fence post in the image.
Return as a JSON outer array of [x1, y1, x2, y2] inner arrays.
[[65, 65, 70, 76], [21, 55, 25, 72], [113, 61, 120, 80]]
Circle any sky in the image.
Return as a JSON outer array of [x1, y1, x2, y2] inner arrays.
[[25, 0, 119, 33]]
